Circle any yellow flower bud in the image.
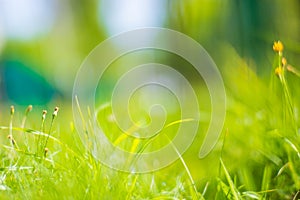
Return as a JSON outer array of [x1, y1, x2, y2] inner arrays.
[[275, 67, 283, 76], [281, 57, 287, 66], [273, 41, 284, 52]]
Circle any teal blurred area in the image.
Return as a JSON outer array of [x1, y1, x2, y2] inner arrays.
[[1, 60, 56, 105], [0, 0, 299, 105]]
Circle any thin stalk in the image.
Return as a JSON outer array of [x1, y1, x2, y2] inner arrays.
[[43, 116, 54, 152], [219, 129, 228, 176], [37, 110, 47, 156], [21, 105, 32, 150], [126, 175, 139, 200], [281, 76, 298, 134], [8, 106, 18, 149], [165, 135, 203, 200], [43, 107, 59, 156]]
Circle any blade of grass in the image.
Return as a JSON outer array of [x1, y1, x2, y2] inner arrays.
[[261, 164, 272, 199], [219, 158, 242, 200], [165, 134, 203, 200]]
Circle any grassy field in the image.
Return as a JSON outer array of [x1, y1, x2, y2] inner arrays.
[[0, 41, 299, 199]]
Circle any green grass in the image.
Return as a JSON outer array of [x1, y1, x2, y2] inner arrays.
[[0, 41, 299, 199]]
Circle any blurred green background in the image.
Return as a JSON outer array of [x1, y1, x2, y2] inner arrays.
[[0, 0, 299, 105], [0, 1, 300, 198]]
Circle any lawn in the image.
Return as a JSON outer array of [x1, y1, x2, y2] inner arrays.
[[0, 41, 299, 199]]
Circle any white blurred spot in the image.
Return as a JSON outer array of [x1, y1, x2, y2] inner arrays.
[[107, 114, 116, 122], [98, 0, 167, 36], [0, 0, 56, 40]]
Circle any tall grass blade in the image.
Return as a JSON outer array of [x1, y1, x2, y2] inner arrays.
[[219, 158, 241, 200]]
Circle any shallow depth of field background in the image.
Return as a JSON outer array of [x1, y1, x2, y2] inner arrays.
[[0, 0, 300, 199], [0, 0, 299, 106]]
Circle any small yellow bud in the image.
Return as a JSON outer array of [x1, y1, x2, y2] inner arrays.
[[52, 107, 59, 118], [42, 110, 47, 120], [275, 67, 283, 76], [281, 57, 287, 66], [44, 148, 49, 157], [273, 41, 284, 52], [10, 106, 14, 116], [7, 135, 16, 146], [26, 105, 33, 114]]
